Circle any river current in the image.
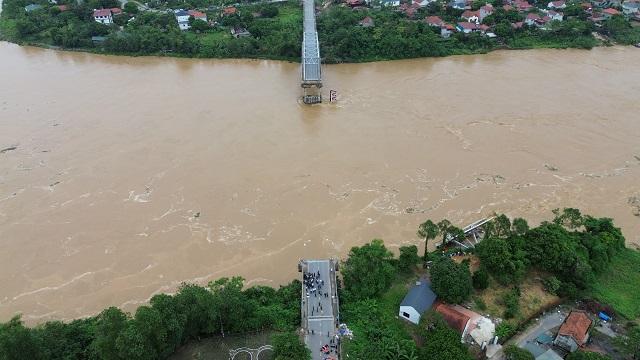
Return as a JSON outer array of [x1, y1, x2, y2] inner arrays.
[[0, 42, 639, 323]]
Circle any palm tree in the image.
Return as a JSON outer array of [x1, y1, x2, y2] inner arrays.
[[418, 220, 440, 262]]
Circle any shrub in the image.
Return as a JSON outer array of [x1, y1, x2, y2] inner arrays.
[[473, 268, 490, 290], [542, 276, 561, 295]]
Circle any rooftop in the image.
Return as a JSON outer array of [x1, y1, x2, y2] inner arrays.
[[557, 310, 592, 345], [400, 278, 437, 314]]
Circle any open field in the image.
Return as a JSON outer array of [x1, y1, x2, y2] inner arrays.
[[590, 248, 640, 320]]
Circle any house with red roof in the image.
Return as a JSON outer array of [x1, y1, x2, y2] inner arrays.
[[441, 23, 456, 37], [110, 7, 122, 15], [358, 16, 375, 27], [602, 7, 621, 17], [525, 12, 542, 25], [554, 311, 592, 353], [93, 9, 113, 24], [461, 10, 480, 22], [547, 0, 566, 8], [544, 9, 564, 20], [457, 21, 481, 33], [479, 4, 494, 21], [188, 9, 207, 22], [56, 4, 68, 11], [434, 303, 496, 344], [513, 0, 533, 11], [222, 6, 237, 16], [425, 15, 445, 26]]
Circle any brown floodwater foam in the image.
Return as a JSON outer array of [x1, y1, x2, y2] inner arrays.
[[0, 42, 639, 324]]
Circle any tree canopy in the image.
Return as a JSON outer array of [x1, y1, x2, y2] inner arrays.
[[341, 239, 397, 301], [430, 257, 472, 304]]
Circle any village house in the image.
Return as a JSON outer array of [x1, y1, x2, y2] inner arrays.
[[479, 4, 494, 21], [512, 20, 524, 28], [553, 310, 593, 353], [111, 7, 122, 16], [441, 23, 456, 38], [24, 3, 42, 11], [93, 9, 113, 24], [461, 10, 480, 22], [426, 15, 445, 26], [457, 21, 480, 32], [503, 4, 514, 10], [174, 9, 191, 30], [346, 0, 367, 8], [56, 4, 68, 11], [449, 0, 467, 10], [525, 12, 543, 25], [222, 6, 237, 16], [434, 303, 496, 346], [544, 9, 564, 20], [231, 25, 251, 38], [400, 2, 421, 17], [188, 10, 207, 23], [413, 0, 433, 7], [622, 0, 640, 14], [398, 278, 437, 325], [358, 16, 375, 27], [381, 0, 401, 6], [547, 0, 566, 8], [602, 7, 621, 17], [513, 0, 534, 11]]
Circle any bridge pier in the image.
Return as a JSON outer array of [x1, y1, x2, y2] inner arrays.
[[302, 83, 322, 104]]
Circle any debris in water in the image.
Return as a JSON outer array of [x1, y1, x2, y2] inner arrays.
[[194, 212, 200, 218], [0, 146, 17, 154], [544, 164, 559, 171], [629, 195, 640, 217]]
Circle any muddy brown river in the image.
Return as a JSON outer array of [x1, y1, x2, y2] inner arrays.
[[0, 41, 639, 323]]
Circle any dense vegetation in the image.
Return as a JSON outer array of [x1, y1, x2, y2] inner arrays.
[[474, 209, 626, 301], [1, 0, 639, 62], [0, 277, 301, 360]]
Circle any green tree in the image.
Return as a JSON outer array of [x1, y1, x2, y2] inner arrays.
[[430, 257, 472, 304], [261, 5, 279, 18], [272, 332, 311, 360], [504, 344, 534, 360], [209, 276, 253, 336], [0, 315, 44, 360], [398, 245, 420, 273], [566, 351, 612, 360], [92, 307, 129, 360], [417, 219, 439, 261], [418, 311, 473, 360], [542, 276, 561, 295], [341, 239, 397, 300], [123, 2, 138, 14], [472, 268, 489, 290]]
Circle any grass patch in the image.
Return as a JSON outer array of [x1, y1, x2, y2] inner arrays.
[[590, 248, 640, 320], [473, 270, 559, 325]]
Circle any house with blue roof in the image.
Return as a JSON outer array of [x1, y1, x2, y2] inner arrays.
[[399, 277, 437, 325]]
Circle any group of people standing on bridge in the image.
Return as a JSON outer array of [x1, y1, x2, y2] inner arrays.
[[304, 270, 330, 300]]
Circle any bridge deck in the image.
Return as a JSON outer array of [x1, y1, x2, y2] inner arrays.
[[301, 0, 321, 84], [300, 259, 339, 360]]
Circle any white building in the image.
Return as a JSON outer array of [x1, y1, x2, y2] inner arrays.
[[93, 9, 113, 24], [174, 9, 191, 30], [399, 278, 437, 325]]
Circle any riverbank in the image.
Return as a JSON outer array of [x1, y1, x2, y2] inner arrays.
[[2, 0, 639, 63]]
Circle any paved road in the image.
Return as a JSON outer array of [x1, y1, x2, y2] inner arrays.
[[301, 259, 339, 360]]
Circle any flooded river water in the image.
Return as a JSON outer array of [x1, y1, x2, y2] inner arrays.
[[1, 42, 639, 323]]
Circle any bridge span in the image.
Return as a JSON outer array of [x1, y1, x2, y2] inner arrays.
[[299, 259, 340, 359], [301, 0, 322, 104]]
